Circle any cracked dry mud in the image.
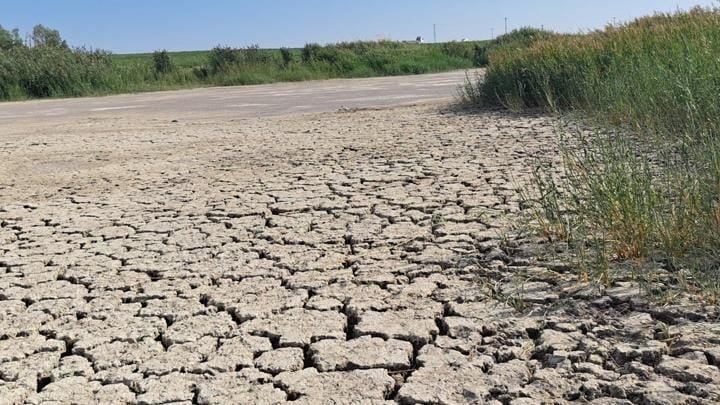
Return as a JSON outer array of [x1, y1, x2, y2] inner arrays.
[[1, 103, 719, 404]]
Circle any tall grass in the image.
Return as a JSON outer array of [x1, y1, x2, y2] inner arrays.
[[463, 8, 720, 292], [0, 24, 486, 101]]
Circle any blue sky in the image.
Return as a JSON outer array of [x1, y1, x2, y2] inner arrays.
[[2, 1, 716, 53]]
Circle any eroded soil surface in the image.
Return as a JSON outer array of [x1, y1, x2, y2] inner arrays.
[[1, 103, 719, 404]]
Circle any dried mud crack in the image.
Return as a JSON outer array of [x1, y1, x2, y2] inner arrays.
[[1, 103, 719, 404]]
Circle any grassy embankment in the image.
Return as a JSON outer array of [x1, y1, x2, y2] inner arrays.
[[463, 8, 720, 295], [0, 24, 487, 101]]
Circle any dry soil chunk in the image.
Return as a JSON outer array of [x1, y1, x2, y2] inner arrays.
[[204, 335, 273, 372], [397, 359, 490, 404], [310, 336, 413, 371], [254, 347, 305, 374], [85, 339, 164, 371], [140, 336, 217, 376], [656, 357, 720, 383], [274, 368, 395, 404], [354, 309, 438, 346], [139, 297, 208, 323], [240, 308, 346, 347], [196, 371, 286, 404], [135, 372, 200, 404], [0, 334, 65, 363], [93, 383, 137, 404], [49, 355, 95, 381], [163, 312, 237, 345], [26, 376, 97, 404]]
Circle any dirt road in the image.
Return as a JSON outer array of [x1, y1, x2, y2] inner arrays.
[[0, 70, 478, 121], [1, 73, 718, 404]]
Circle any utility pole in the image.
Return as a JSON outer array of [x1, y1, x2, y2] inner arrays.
[[491, 28, 494, 39], [505, 17, 508, 35], [433, 24, 437, 43]]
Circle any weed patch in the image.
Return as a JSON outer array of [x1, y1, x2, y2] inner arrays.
[[463, 8, 720, 293]]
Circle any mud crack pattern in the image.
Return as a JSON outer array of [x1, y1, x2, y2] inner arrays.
[[1, 104, 719, 404]]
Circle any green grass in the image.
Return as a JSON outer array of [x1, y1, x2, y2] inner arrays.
[[0, 33, 487, 101], [112, 50, 214, 69], [462, 8, 720, 295]]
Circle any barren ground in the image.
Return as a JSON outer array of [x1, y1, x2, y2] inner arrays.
[[1, 74, 719, 404]]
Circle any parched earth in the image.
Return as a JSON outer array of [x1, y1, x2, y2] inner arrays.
[[1, 101, 720, 404]]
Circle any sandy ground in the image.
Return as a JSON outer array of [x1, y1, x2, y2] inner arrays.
[[1, 75, 720, 404]]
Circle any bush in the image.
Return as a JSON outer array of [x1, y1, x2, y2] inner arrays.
[[208, 45, 240, 73], [0, 45, 117, 99], [472, 45, 489, 67], [493, 27, 555, 48], [192, 65, 209, 80], [241, 44, 270, 65], [279, 47, 293, 67], [152, 50, 174, 74], [0, 25, 23, 50], [301, 43, 322, 63], [441, 41, 473, 59]]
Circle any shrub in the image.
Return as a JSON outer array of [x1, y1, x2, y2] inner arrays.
[[0, 45, 117, 99], [493, 27, 555, 48], [241, 44, 270, 65], [472, 45, 489, 67], [441, 41, 473, 59], [208, 45, 240, 73], [279, 47, 293, 67], [0, 25, 23, 50], [152, 50, 174, 74], [192, 65, 209, 79], [301, 43, 322, 63]]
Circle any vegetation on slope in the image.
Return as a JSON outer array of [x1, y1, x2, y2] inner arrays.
[[0, 24, 485, 101], [463, 8, 720, 293]]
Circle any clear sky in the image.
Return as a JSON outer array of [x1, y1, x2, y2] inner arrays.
[[2, 1, 716, 53]]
